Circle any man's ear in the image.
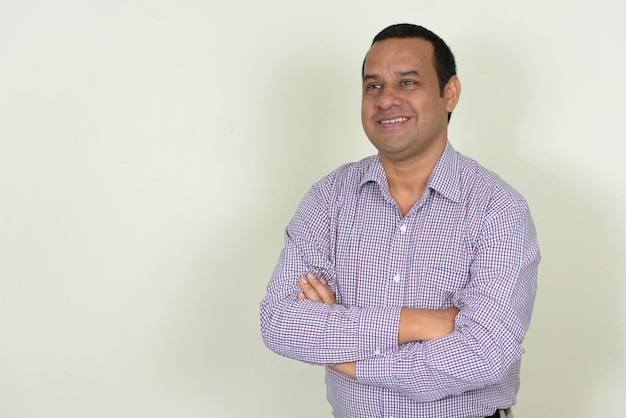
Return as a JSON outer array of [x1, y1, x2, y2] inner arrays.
[[444, 75, 461, 113]]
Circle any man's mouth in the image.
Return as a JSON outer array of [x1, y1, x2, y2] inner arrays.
[[379, 117, 409, 125]]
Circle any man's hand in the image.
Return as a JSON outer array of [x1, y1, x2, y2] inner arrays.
[[297, 273, 336, 304], [298, 273, 356, 379], [328, 361, 357, 379]]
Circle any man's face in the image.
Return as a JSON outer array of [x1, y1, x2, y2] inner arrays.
[[361, 37, 458, 164]]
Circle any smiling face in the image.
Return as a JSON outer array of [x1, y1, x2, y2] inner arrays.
[[361, 37, 460, 165]]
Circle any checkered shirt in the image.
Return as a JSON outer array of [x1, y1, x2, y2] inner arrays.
[[261, 142, 540, 418]]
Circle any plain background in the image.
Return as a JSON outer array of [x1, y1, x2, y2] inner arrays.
[[1, 1, 624, 417]]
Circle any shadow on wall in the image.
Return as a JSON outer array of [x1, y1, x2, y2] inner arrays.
[[455, 34, 624, 418]]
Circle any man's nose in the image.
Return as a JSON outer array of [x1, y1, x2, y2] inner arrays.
[[376, 87, 402, 109]]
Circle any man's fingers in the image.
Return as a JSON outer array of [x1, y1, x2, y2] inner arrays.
[[328, 361, 357, 379], [300, 273, 337, 305], [298, 276, 322, 302]]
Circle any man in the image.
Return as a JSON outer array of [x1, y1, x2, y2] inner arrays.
[[260, 23, 539, 418]]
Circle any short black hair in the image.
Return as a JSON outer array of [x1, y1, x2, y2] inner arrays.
[[362, 23, 457, 97]]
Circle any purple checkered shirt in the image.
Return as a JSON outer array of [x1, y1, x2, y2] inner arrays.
[[261, 142, 540, 418]]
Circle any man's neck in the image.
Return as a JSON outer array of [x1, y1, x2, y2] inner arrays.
[[380, 144, 445, 216]]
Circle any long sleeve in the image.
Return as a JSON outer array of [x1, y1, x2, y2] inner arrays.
[[356, 206, 540, 402], [260, 180, 402, 365], [261, 146, 541, 416]]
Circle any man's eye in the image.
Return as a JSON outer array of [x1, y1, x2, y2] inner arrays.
[[401, 80, 416, 86], [367, 84, 382, 89]]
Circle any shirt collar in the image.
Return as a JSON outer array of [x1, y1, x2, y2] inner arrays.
[[427, 142, 462, 202], [359, 154, 388, 192], [359, 142, 462, 203]]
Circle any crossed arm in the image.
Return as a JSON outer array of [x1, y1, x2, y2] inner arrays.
[[261, 183, 540, 401], [297, 273, 459, 379]]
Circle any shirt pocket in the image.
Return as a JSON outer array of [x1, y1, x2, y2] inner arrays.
[[408, 266, 470, 309]]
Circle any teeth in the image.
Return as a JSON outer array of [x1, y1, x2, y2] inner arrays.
[[380, 117, 408, 125]]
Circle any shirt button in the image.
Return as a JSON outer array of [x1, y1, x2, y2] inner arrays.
[[393, 274, 400, 283], [374, 348, 381, 355], [400, 225, 407, 232]]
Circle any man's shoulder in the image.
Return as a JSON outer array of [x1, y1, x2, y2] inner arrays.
[[454, 151, 528, 209]]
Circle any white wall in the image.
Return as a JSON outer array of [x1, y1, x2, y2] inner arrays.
[[1, 1, 624, 417]]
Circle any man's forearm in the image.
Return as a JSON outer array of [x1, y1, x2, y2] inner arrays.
[[329, 308, 458, 381], [398, 307, 459, 344], [300, 273, 458, 346]]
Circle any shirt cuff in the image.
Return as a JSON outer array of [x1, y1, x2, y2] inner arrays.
[[356, 351, 395, 388], [357, 306, 401, 357], [356, 342, 420, 389]]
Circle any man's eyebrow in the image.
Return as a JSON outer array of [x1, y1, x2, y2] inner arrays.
[[363, 71, 421, 81], [397, 70, 421, 77]]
